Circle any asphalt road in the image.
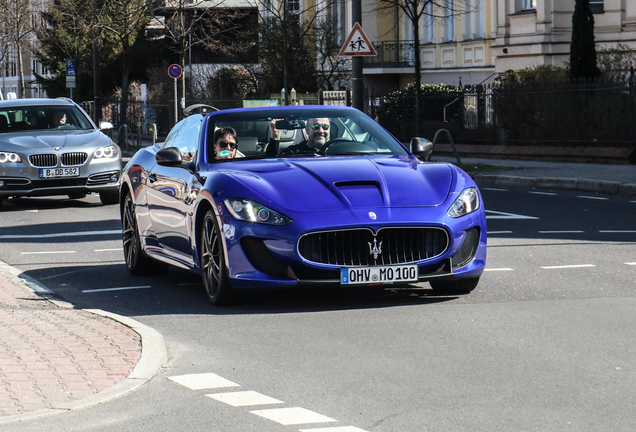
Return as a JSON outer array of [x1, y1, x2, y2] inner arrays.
[[0, 187, 635, 432]]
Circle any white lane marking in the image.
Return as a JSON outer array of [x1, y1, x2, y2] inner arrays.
[[40, 268, 93, 280], [599, 230, 636, 233], [488, 231, 513, 234], [577, 195, 609, 201], [82, 285, 152, 293], [484, 268, 514, 272], [0, 229, 121, 240], [483, 187, 509, 192], [168, 373, 240, 391], [21, 250, 76, 255], [528, 191, 557, 196], [178, 282, 201, 287], [207, 391, 283, 407], [486, 210, 539, 220], [540, 264, 595, 270], [300, 427, 370, 432], [94, 248, 122, 252], [538, 231, 584, 234], [626, 262, 636, 266], [250, 407, 336, 426]]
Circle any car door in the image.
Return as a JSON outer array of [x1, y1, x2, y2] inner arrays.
[[145, 115, 203, 267]]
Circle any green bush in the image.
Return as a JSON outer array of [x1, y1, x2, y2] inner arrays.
[[376, 82, 461, 139]]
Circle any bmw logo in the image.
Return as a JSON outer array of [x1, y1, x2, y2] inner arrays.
[[368, 212, 377, 220], [54, 147, 61, 151]]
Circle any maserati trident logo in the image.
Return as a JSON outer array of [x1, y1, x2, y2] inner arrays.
[[368, 237, 382, 260]]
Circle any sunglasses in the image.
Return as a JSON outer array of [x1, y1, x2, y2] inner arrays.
[[309, 124, 330, 131], [217, 140, 238, 149]]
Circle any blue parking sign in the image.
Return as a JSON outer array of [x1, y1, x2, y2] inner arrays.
[[66, 60, 76, 76]]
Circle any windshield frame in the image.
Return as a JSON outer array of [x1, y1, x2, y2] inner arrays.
[[202, 106, 409, 164]]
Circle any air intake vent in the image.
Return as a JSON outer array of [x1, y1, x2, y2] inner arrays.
[[29, 154, 58, 167], [298, 227, 449, 266], [61, 152, 88, 166]]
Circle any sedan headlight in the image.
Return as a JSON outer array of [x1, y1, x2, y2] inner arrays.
[[224, 198, 292, 225], [447, 187, 480, 218], [0, 152, 21, 164], [93, 145, 119, 159]]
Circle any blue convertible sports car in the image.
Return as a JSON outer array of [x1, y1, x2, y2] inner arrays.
[[120, 106, 486, 304]]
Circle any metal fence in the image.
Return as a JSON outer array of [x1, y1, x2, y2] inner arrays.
[[374, 75, 636, 148]]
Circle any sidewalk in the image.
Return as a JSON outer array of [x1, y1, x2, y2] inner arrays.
[[0, 261, 166, 424], [430, 155, 636, 196]]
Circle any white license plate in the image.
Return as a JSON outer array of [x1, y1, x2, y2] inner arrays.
[[341, 264, 418, 285], [40, 167, 79, 178]]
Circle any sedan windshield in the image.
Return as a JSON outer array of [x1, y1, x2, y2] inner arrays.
[[206, 107, 408, 162], [0, 105, 94, 133]]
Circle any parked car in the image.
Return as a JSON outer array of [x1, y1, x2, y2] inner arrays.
[[0, 98, 122, 206], [120, 105, 487, 304]]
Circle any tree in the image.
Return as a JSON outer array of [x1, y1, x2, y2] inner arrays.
[[148, 0, 254, 115], [570, 0, 601, 80], [2, 0, 38, 98], [250, 0, 337, 103], [316, 14, 351, 91], [374, 0, 471, 135]]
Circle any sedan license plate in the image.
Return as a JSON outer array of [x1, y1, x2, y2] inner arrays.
[[341, 264, 418, 285], [40, 167, 79, 178]]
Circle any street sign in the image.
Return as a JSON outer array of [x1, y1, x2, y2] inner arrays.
[[66, 59, 77, 89], [339, 23, 377, 56], [168, 64, 183, 79]]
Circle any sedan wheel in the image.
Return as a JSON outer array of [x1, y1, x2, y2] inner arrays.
[[200, 209, 232, 305], [429, 277, 480, 295], [122, 193, 166, 275]]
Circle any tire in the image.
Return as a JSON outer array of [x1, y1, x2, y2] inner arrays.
[[200, 209, 233, 305], [429, 277, 480, 295], [68, 193, 87, 200], [100, 191, 119, 205], [122, 193, 167, 275]]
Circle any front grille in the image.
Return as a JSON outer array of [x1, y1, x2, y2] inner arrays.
[[31, 178, 87, 188], [61, 152, 88, 166], [298, 227, 449, 266], [29, 154, 58, 167]]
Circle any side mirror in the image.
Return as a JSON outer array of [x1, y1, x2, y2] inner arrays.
[[156, 147, 183, 166], [99, 121, 114, 131], [410, 137, 433, 160]]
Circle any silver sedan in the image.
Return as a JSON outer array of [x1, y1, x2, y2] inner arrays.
[[0, 98, 122, 205]]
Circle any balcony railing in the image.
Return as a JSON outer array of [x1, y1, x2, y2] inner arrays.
[[363, 41, 416, 69]]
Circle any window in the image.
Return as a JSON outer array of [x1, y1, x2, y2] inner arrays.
[[522, 0, 535, 9], [287, 0, 300, 13], [590, 0, 604, 13], [423, 2, 434, 43]]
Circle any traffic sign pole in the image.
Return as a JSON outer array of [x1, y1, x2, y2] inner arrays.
[[168, 64, 183, 125]]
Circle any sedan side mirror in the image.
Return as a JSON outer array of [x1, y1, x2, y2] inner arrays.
[[410, 137, 433, 160], [156, 147, 183, 166], [99, 121, 114, 131]]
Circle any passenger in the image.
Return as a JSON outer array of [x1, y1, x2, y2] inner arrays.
[[266, 117, 331, 156], [213, 127, 239, 160]]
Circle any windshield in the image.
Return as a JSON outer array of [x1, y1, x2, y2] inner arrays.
[[0, 105, 94, 133], [205, 107, 408, 163]]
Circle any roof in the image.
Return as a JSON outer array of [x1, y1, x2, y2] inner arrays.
[[0, 98, 75, 108]]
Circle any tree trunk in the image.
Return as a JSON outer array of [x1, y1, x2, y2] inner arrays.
[[17, 44, 25, 98], [120, 36, 130, 127]]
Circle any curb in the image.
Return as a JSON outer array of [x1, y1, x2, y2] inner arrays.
[[0, 263, 167, 424], [472, 174, 636, 197]]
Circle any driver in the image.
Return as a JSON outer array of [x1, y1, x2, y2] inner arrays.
[[50, 110, 67, 127], [266, 117, 330, 156]]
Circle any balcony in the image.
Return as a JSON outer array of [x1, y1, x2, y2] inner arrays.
[[363, 41, 416, 69]]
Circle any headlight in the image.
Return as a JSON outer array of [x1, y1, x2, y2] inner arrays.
[[447, 187, 480, 218], [0, 152, 21, 164], [94, 145, 119, 159], [224, 198, 292, 225]]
